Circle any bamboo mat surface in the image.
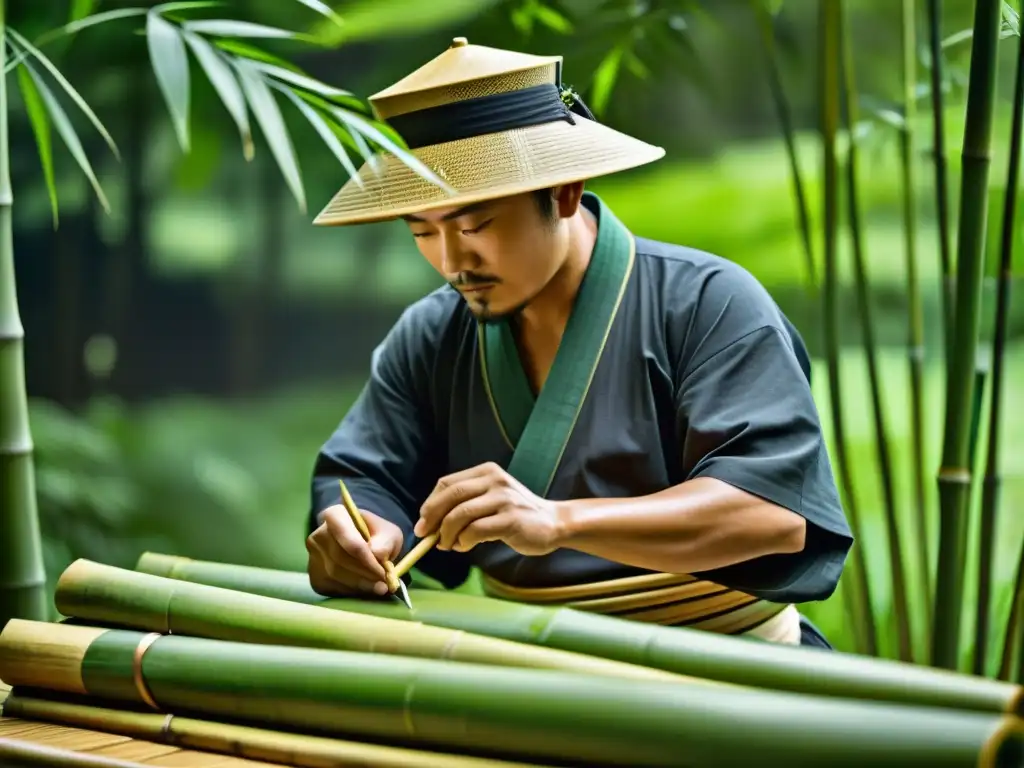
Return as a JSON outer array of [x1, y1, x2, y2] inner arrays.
[[0, 680, 280, 768], [0, 717, 283, 767]]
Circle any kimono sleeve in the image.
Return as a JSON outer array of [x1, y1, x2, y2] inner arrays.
[[675, 323, 854, 604], [308, 300, 469, 588]]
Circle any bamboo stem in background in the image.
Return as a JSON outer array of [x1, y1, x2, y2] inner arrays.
[[2, 693, 547, 768], [927, 0, 956, 363], [755, 2, 817, 290], [135, 554, 1024, 719], [933, 0, 1003, 671], [900, 0, 932, 647], [0, 738, 152, 768], [836, 2, 882, 660], [819, 0, 879, 658], [2, 620, 1021, 768], [0, 0, 48, 631], [987, 19, 1024, 683], [999, 553, 1024, 680]]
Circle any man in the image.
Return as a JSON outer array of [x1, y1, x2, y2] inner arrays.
[[305, 37, 853, 648]]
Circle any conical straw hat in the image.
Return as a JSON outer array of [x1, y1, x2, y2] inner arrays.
[[313, 37, 666, 226]]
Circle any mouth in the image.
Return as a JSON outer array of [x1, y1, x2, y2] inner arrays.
[[460, 284, 495, 294]]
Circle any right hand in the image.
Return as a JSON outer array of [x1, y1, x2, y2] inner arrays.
[[306, 505, 404, 597]]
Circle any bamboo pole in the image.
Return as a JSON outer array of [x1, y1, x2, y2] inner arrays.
[[2, 619, 1022, 768], [2, 693, 549, 768], [754, 1, 817, 289], [836, 0, 883, 659], [933, 0, 1003, 672], [899, 0, 932, 649], [0, 738, 152, 768], [818, 0, 880, 658], [135, 554, 1024, 718], [975, 16, 1024, 679], [0, 0, 48, 631], [53, 559, 692, 685], [926, 0, 956, 362]]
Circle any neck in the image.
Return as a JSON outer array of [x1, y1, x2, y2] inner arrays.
[[517, 207, 598, 337]]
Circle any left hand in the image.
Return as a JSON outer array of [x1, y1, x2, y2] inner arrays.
[[413, 462, 565, 556]]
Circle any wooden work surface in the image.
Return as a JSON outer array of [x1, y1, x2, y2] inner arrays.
[[0, 681, 279, 768]]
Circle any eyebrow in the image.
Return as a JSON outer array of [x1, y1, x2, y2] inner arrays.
[[401, 201, 493, 223]]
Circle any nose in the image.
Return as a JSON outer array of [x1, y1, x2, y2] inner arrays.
[[440, 232, 475, 275]]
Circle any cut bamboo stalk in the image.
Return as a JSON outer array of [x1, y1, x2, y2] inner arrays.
[[899, 0, 931, 658], [976, 14, 1024, 679], [2, 619, 1022, 768], [933, 0, 1004, 672], [135, 553, 1024, 717], [0, 738, 151, 768], [0, 0, 48, 632], [2, 692, 550, 768], [53, 559, 692, 686]]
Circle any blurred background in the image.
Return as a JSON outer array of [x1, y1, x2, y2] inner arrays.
[[7, 0, 1023, 663]]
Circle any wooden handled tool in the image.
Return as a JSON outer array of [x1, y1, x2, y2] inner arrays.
[[337, 480, 413, 610]]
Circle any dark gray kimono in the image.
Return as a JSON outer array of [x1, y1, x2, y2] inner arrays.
[[309, 192, 853, 616]]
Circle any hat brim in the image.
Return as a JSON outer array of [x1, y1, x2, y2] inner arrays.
[[312, 117, 665, 226]]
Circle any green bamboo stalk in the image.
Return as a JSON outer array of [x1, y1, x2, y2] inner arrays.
[[836, 2, 884, 660], [754, 1, 817, 289], [932, 0, 1003, 672], [819, 0, 883, 659], [3, 620, 1022, 768], [2, 693, 547, 768], [900, 0, 933, 645], [1000, 554, 1024, 680], [975, 17, 1024, 679], [52, 559, 690, 686], [926, 0, 956, 365], [135, 554, 1024, 717], [0, 0, 48, 632]]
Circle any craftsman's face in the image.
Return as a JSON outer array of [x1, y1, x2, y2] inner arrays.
[[402, 187, 577, 321]]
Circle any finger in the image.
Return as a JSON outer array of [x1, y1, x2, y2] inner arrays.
[[307, 534, 384, 595], [323, 511, 387, 581], [417, 474, 493, 538], [369, 533, 401, 564], [437, 490, 506, 551], [454, 511, 518, 551]]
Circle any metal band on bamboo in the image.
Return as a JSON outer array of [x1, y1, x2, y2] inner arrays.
[[132, 633, 162, 711]]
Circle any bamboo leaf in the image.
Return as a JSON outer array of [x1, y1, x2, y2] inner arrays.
[[69, 0, 98, 24], [243, 60, 363, 110], [943, 28, 974, 48], [275, 84, 363, 188], [20, 59, 110, 213], [232, 59, 306, 212], [182, 20, 302, 39], [181, 30, 253, 161], [16, 64, 59, 228], [292, 0, 344, 27], [331, 107, 456, 194], [153, 1, 223, 16], [6, 28, 120, 160], [590, 44, 625, 117], [24, 9, 150, 57], [1002, 1, 1020, 36], [532, 3, 574, 33], [147, 11, 192, 152], [213, 39, 302, 71], [308, 0, 499, 46]]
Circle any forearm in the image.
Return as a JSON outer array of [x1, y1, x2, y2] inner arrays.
[[554, 477, 807, 575]]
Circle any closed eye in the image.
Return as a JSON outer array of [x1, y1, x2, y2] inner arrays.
[[462, 218, 493, 235]]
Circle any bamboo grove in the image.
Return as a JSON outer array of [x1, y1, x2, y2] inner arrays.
[[0, 0, 1020, 748], [754, 0, 1024, 677]]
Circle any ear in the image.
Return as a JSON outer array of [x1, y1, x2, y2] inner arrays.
[[554, 182, 586, 219]]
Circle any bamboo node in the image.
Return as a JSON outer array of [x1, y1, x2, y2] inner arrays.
[[438, 630, 466, 660], [937, 466, 972, 483], [132, 633, 162, 711]]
